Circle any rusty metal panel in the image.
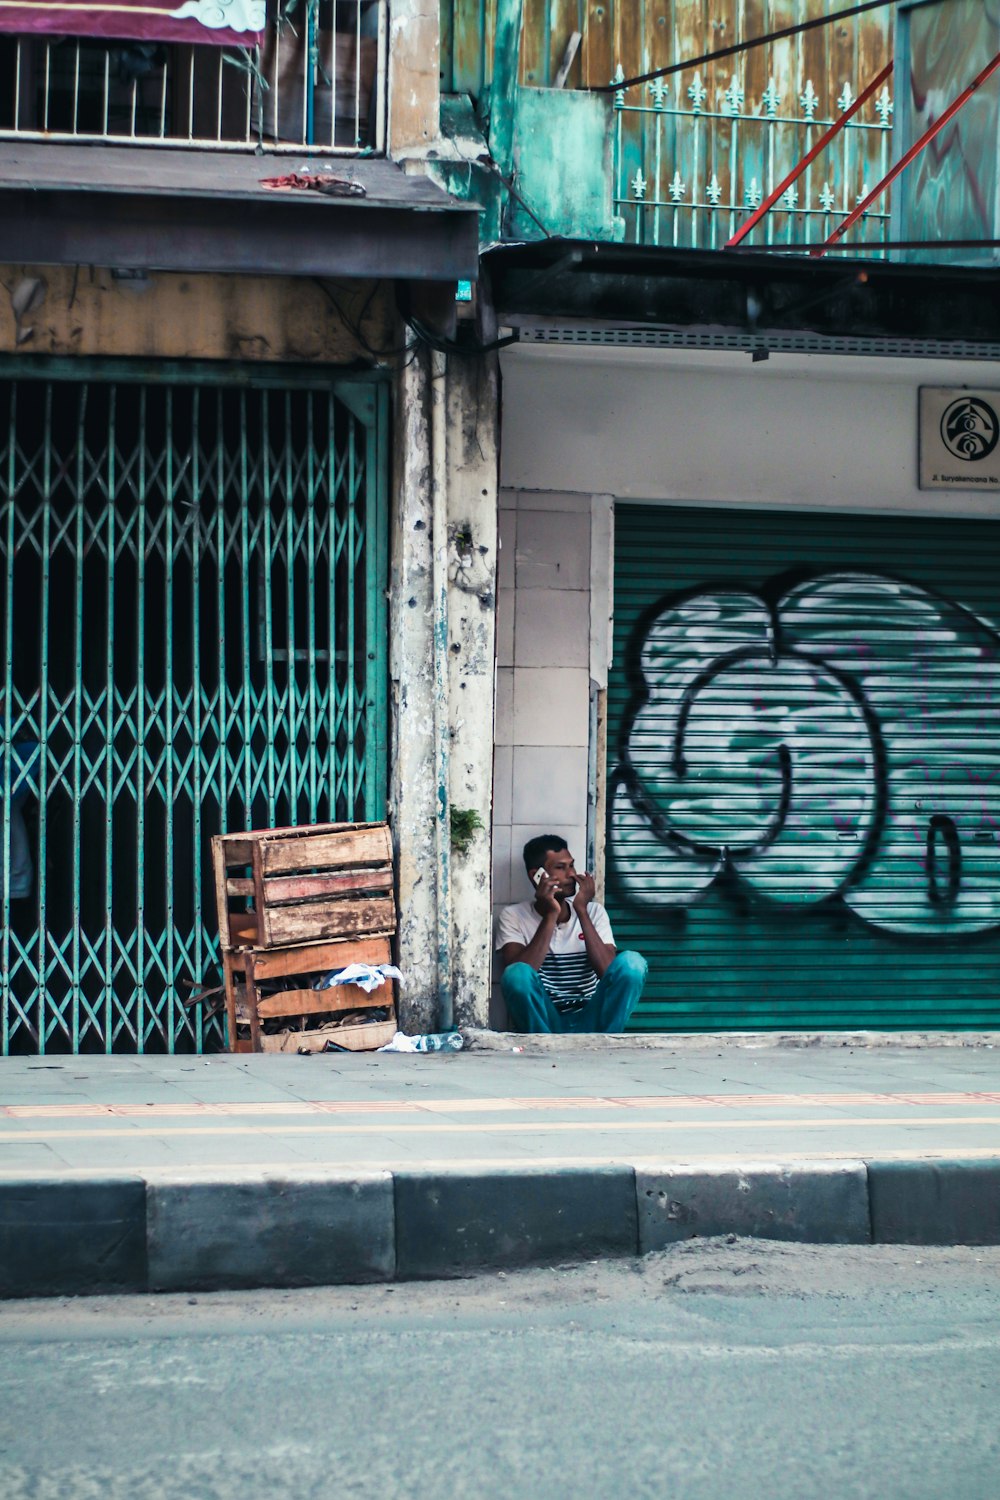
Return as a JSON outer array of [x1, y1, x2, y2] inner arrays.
[[444, 0, 894, 249]]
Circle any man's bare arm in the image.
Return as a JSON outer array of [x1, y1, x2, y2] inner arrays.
[[500, 876, 561, 971], [573, 873, 616, 978]]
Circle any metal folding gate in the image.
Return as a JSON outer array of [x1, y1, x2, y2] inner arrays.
[[607, 502, 1000, 1031], [0, 364, 388, 1054]]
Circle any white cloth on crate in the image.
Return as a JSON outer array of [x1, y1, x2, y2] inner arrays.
[[312, 962, 403, 994]]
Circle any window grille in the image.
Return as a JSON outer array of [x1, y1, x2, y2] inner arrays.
[[0, 0, 386, 153]]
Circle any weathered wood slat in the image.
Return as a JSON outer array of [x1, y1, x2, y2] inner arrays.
[[228, 916, 259, 947], [743, 0, 769, 119], [256, 983, 391, 1019], [214, 835, 255, 862], [226, 877, 254, 896], [248, 934, 392, 980], [550, 1, 582, 89], [521, 0, 546, 85], [223, 930, 395, 1051], [261, 868, 394, 904], [445, 0, 891, 123], [259, 1017, 397, 1054], [260, 825, 392, 875], [264, 896, 396, 946], [216, 820, 356, 848]]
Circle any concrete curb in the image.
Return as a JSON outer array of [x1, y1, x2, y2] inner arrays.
[[146, 1170, 396, 1292], [3, 1157, 1000, 1299], [636, 1162, 872, 1251], [462, 1028, 1000, 1053]]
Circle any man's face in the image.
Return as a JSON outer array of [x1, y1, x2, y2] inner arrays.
[[542, 848, 578, 895]]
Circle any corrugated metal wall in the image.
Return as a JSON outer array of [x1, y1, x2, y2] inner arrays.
[[607, 503, 1000, 1031], [442, 0, 891, 103], [442, 0, 894, 249]]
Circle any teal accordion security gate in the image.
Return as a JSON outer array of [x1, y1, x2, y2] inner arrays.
[[0, 364, 388, 1055]]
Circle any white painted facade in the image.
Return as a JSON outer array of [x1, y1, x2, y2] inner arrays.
[[490, 342, 1000, 1023]]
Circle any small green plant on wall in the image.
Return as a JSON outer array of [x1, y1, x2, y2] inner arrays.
[[450, 807, 485, 856]]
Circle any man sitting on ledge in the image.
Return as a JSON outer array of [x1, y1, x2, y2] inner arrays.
[[496, 834, 647, 1034]]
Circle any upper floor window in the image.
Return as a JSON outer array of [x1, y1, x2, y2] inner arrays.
[[0, 0, 385, 153]]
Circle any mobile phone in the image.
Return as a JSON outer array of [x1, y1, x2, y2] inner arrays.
[[531, 868, 545, 887]]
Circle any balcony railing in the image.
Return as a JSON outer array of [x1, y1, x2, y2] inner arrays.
[[613, 70, 894, 254], [0, 0, 386, 153]]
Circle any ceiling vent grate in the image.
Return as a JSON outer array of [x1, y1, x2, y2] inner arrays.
[[515, 325, 1000, 361]]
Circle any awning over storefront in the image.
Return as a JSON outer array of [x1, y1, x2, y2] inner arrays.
[[487, 240, 1000, 357], [0, 144, 480, 282]]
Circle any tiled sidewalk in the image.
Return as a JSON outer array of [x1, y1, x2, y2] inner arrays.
[[1, 1039, 998, 1296]]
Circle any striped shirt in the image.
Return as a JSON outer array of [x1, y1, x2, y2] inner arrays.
[[496, 901, 615, 1015]]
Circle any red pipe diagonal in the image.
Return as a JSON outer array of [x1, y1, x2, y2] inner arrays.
[[725, 61, 894, 249]]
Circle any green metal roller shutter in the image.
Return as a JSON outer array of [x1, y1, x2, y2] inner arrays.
[[607, 502, 1000, 1032], [0, 366, 389, 1055]]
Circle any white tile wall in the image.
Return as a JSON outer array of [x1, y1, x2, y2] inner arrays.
[[511, 745, 589, 825], [514, 587, 590, 668], [513, 667, 590, 745], [497, 508, 517, 590], [494, 667, 514, 746], [491, 824, 513, 904], [515, 509, 590, 591], [517, 490, 592, 513], [492, 743, 513, 825], [491, 489, 595, 988], [496, 588, 515, 666]]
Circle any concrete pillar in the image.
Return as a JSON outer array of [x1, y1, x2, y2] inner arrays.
[[389, 345, 500, 1033], [446, 353, 500, 1029], [389, 346, 438, 1033], [387, 0, 440, 156]]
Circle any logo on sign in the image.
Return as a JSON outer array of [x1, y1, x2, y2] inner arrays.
[[940, 396, 999, 462]]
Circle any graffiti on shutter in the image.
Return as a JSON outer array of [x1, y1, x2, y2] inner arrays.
[[611, 572, 1000, 939]]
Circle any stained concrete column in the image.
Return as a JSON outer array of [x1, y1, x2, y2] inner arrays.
[[390, 346, 438, 1032], [446, 353, 500, 1029], [387, 0, 440, 156], [390, 345, 500, 1033]]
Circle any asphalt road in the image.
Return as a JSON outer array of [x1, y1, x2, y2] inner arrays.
[[1, 1241, 998, 1500]]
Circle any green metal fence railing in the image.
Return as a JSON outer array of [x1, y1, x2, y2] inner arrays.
[[0, 365, 388, 1055], [612, 68, 894, 251]]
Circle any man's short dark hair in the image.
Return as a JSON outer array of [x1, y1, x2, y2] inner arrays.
[[523, 834, 568, 874]]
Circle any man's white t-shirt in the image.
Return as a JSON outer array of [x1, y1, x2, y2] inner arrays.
[[496, 901, 615, 1015]]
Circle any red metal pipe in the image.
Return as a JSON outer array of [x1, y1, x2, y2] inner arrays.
[[726, 60, 894, 249], [815, 47, 1000, 257]]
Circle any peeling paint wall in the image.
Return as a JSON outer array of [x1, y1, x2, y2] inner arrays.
[[388, 0, 441, 154], [389, 347, 440, 1033], [0, 266, 393, 364], [446, 354, 500, 1029], [389, 347, 500, 1032]]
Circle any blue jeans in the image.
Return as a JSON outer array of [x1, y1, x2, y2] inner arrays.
[[501, 951, 647, 1034]]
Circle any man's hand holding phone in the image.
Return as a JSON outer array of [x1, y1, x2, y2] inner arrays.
[[531, 866, 562, 915]]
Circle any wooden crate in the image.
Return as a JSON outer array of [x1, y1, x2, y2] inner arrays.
[[257, 1017, 397, 1055], [212, 821, 394, 952], [223, 934, 396, 1054]]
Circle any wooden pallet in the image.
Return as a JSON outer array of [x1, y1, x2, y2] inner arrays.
[[212, 821, 394, 951], [223, 934, 396, 1055]]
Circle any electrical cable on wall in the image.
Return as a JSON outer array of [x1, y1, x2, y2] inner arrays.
[[406, 317, 519, 357], [315, 280, 517, 361], [314, 278, 415, 359]]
